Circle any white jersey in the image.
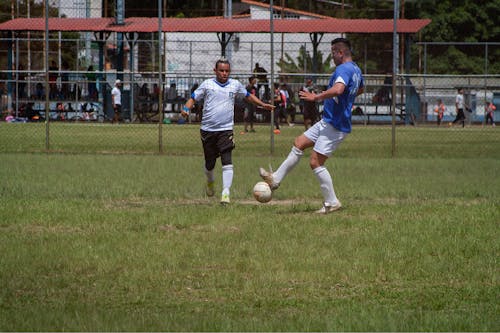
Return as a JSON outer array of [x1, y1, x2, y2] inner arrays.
[[456, 93, 464, 109], [111, 86, 121, 105], [193, 78, 249, 131]]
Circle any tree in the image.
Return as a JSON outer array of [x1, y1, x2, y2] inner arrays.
[[276, 45, 333, 80], [408, 0, 500, 74], [346, 0, 500, 74]]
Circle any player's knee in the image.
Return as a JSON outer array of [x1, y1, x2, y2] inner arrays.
[[220, 150, 232, 166], [309, 153, 325, 170], [294, 135, 312, 150], [205, 159, 216, 170], [309, 159, 320, 170]]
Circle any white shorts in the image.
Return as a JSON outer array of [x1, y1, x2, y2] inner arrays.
[[304, 119, 348, 157]]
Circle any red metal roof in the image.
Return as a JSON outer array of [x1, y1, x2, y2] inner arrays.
[[0, 17, 431, 34], [0, 17, 114, 32]]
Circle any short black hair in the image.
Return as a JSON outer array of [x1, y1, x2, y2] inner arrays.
[[331, 37, 351, 50], [248, 75, 256, 82], [215, 58, 230, 69]]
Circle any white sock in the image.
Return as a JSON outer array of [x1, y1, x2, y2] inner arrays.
[[222, 164, 233, 195], [313, 166, 338, 205], [274, 146, 303, 183], [205, 167, 215, 183]]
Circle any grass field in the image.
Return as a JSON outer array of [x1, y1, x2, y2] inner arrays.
[[0, 122, 499, 158], [0, 124, 499, 331]]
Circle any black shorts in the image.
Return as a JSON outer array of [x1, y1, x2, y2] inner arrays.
[[200, 129, 235, 160]]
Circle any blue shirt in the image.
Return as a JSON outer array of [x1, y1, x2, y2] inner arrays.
[[322, 61, 364, 133]]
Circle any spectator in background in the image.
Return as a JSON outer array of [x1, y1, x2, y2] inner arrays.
[[153, 83, 160, 101], [485, 100, 496, 127], [300, 77, 319, 129], [244, 75, 258, 133], [35, 82, 44, 100], [149, 83, 160, 114], [86, 65, 97, 100], [253, 62, 269, 101], [167, 82, 178, 112], [111, 79, 122, 123], [281, 82, 296, 127], [49, 60, 58, 99], [56, 102, 65, 120], [433, 98, 446, 126], [273, 83, 285, 134], [60, 61, 70, 99], [277, 83, 293, 127], [451, 88, 468, 128], [18, 64, 26, 99]]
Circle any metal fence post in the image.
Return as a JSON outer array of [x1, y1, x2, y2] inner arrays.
[[45, 0, 50, 152], [158, 0, 164, 154], [391, 0, 399, 158]]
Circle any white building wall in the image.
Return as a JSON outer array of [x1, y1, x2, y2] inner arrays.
[[159, 4, 338, 75], [55, 0, 102, 18], [162, 31, 339, 76]]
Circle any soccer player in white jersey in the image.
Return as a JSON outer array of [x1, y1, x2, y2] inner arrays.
[[259, 38, 365, 214], [182, 59, 275, 204]]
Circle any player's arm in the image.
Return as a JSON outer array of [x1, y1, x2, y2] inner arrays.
[[245, 93, 275, 111], [181, 97, 195, 117], [299, 82, 345, 102]]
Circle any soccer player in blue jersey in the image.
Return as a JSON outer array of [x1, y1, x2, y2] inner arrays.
[[259, 38, 365, 214], [182, 59, 275, 204]]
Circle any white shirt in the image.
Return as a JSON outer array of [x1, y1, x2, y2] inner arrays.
[[456, 93, 464, 109], [193, 78, 249, 131], [111, 86, 121, 105]]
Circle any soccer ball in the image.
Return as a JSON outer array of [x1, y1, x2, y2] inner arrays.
[[253, 181, 272, 203]]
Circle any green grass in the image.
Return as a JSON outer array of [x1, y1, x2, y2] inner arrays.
[[0, 125, 499, 331], [0, 122, 499, 158]]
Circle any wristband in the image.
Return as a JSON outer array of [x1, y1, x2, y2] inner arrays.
[[183, 106, 190, 114]]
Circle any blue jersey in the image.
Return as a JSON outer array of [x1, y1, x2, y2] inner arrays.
[[322, 61, 364, 133]]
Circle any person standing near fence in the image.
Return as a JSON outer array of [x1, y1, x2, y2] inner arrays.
[[244, 75, 258, 133], [49, 60, 59, 99], [485, 100, 496, 127], [451, 88, 468, 128], [181, 58, 275, 204], [434, 98, 446, 126], [111, 79, 122, 124], [259, 38, 364, 214], [300, 77, 319, 129], [86, 65, 97, 100], [273, 83, 285, 134], [253, 63, 269, 101]]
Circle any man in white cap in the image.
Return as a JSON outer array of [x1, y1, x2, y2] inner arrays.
[[111, 79, 122, 123]]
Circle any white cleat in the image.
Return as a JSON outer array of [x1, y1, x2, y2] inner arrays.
[[259, 167, 280, 190], [220, 193, 230, 205], [316, 202, 342, 214]]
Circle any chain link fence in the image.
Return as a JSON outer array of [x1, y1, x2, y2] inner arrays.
[[0, 2, 499, 158]]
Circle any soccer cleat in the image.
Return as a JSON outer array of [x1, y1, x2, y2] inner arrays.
[[220, 193, 230, 204], [259, 167, 279, 190], [315, 201, 342, 214], [206, 181, 215, 197]]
